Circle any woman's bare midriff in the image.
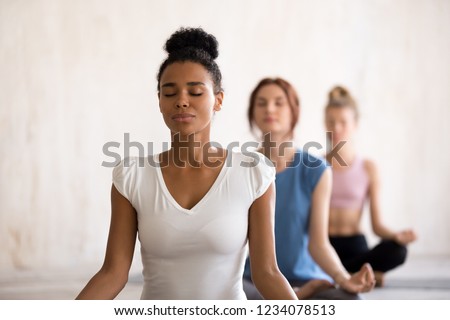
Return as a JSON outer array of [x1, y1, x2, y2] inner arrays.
[[328, 207, 363, 236]]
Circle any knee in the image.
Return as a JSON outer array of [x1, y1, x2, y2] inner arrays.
[[385, 240, 408, 265]]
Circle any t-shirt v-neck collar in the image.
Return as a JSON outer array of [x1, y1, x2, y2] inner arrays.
[[154, 151, 231, 215]]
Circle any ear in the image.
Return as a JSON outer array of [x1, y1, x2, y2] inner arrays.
[[213, 91, 224, 112]]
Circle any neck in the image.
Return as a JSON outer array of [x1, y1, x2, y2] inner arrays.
[[328, 140, 356, 167], [260, 132, 296, 170], [168, 131, 213, 167]]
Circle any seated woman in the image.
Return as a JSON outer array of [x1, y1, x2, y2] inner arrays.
[[324, 85, 417, 287], [75, 28, 297, 300], [242, 78, 375, 300]]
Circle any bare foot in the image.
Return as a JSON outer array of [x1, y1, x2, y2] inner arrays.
[[374, 271, 385, 287], [294, 279, 333, 299]]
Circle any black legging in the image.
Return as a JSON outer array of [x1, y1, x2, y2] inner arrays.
[[329, 234, 407, 273]]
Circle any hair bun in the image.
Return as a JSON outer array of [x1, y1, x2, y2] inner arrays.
[[329, 86, 350, 102], [164, 27, 219, 59], [326, 85, 358, 114]]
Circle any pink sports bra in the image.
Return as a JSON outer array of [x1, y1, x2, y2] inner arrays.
[[330, 156, 369, 210]]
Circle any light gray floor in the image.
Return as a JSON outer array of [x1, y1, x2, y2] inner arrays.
[[360, 254, 450, 300], [1, 255, 449, 300]]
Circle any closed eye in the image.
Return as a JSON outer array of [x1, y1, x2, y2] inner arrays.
[[256, 101, 267, 107]]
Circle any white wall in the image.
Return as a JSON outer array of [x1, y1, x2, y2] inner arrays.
[[1, 0, 449, 271]]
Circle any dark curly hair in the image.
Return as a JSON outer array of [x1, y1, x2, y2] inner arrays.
[[157, 27, 223, 94]]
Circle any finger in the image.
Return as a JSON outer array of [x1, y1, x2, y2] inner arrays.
[[363, 264, 375, 287], [363, 263, 374, 277], [353, 264, 370, 284]]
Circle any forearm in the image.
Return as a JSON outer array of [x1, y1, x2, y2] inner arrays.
[[373, 224, 396, 240], [310, 243, 350, 286], [76, 269, 128, 300], [252, 269, 298, 300]]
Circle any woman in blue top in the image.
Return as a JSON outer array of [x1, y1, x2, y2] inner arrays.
[[242, 78, 375, 299]]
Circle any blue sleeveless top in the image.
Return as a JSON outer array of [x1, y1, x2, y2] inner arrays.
[[243, 150, 332, 282]]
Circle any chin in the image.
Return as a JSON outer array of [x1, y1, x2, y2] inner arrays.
[[259, 125, 281, 134], [170, 127, 194, 136]]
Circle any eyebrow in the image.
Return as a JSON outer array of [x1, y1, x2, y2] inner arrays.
[[161, 82, 206, 88], [187, 82, 205, 87], [256, 96, 286, 101]]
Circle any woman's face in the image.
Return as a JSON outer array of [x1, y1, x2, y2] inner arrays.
[[252, 84, 293, 137], [159, 61, 223, 137], [325, 106, 357, 145]]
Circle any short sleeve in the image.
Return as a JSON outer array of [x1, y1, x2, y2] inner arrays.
[[250, 152, 276, 199], [112, 157, 138, 202]]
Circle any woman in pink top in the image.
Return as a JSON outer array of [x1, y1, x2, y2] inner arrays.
[[325, 86, 417, 287]]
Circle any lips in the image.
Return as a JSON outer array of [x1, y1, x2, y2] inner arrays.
[[172, 113, 195, 122], [264, 117, 276, 123]]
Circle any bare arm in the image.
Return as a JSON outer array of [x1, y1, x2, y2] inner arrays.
[[248, 183, 298, 300], [366, 160, 417, 245], [76, 184, 138, 299], [309, 168, 375, 293]]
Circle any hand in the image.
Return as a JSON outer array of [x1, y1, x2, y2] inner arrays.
[[393, 229, 417, 245], [336, 263, 375, 293], [293, 279, 333, 299]]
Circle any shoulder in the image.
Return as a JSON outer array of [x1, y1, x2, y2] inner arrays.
[[112, 156, 155, 186], [296, 150, 329, 190], [112, 157, 144, 201], [298, 150, 328, 171], [232, 150, 274, 170], [362, 158, 381, 187], [112, 156, 149, 175], [113, 156, 139, 173], [232, 150, 275, 199], [362, 158, 378, 176]]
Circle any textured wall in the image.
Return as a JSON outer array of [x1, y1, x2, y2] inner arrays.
[[1, 0, 449, 271]]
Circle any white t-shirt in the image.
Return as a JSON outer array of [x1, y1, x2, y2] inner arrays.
[[112, 150, 275, 300]]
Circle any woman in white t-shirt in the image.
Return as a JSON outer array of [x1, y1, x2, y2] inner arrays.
[[76, 27, 297, 300]]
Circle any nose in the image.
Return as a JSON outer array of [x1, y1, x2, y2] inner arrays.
[[330, 122, 341, 133], [176, 92, 189, 108], [266, 102, 276, 113], [176, 101, 188, 108]]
